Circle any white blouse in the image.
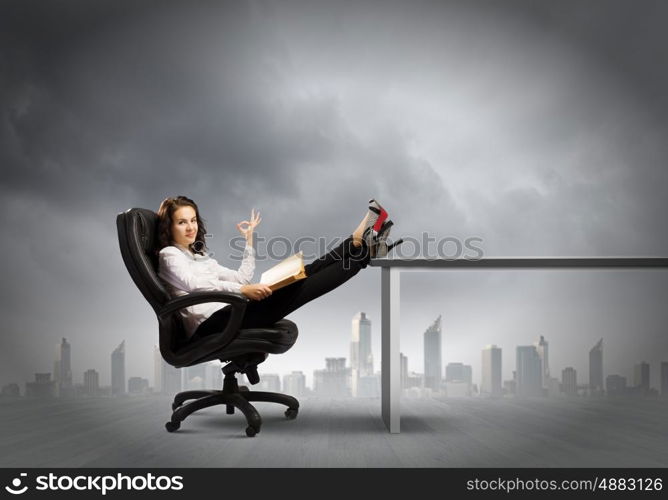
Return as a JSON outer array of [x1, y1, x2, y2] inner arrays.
[[157, 243, 255, 338]]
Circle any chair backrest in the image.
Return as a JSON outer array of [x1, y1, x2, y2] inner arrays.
[[116, 208, 170, 314], [116, 208, 193, 358]]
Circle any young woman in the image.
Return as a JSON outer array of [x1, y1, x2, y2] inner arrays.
[[156, 195, 398, 341]]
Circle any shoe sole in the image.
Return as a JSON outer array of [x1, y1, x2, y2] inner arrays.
[[368, 202, 388, 232]]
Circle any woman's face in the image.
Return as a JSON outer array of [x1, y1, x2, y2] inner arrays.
[[171, 205, 198, 248]]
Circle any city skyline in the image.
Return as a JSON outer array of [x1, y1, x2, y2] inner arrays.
[[4, 311, 666, 400]]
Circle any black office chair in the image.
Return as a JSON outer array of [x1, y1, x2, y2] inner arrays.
[[116, 208, 299, 437]]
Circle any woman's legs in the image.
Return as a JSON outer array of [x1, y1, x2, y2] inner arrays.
[[240, 236, 370, 328], [193, 235, 370, 338]]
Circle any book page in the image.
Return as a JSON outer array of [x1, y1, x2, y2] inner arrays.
[[260, 251, 304, 286]]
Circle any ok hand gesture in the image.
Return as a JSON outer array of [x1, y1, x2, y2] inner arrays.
[[236, 208, 262, 242]]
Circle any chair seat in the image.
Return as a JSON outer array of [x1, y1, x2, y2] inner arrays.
[[208, 319, 299, 361]]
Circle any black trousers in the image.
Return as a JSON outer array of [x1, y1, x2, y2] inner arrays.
[[191, 235, 371, 339]]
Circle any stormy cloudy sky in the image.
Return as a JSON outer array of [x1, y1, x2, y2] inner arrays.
[[1, 0, 667, 391]]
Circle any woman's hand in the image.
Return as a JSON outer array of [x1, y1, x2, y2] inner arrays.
[[236, 208, 261, 241], [240, 283, 273, 301]]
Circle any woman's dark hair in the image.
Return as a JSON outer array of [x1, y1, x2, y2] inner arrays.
[[156, 196, 208, 256]]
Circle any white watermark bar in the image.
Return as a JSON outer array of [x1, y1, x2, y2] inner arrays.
[[368, 256, 668, 433]]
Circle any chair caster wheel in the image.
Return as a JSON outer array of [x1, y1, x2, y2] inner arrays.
[[245, 426, 259, 437], [165, 421, 180, 432], [239, 386, 249, 392], [285, 408, 298, 420]]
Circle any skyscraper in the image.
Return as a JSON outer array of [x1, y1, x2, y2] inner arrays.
[[350, 312, 373, 397], [561, 367, 577, 396], [633, 361, 650, 395], [481, 345, 502, 397], [516, 345, 543, 397], [534, 335, 549, 389], [111, 340, 126, 396], [400, 352, 408, 390], [423, 315, 442, 391], [589, 338, 603, 396], [55, 338, 73, 397], [83, 369, 99, 397]]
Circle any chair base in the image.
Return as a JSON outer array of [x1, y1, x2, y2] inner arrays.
[[166, 374, 299, 437]]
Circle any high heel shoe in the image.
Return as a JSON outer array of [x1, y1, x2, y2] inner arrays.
[[370, 220, 403, 258]]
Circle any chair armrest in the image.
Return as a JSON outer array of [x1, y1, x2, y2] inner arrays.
[[158, 291, 250, 367], [158, 291, 248, 318]]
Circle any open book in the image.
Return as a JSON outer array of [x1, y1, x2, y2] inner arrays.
[[259, 251, 307, 291]]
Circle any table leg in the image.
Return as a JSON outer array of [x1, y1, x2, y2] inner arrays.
[[381, 267, 400, 433]]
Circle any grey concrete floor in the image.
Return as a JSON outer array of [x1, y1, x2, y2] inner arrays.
[[0, 395, 666, 467]]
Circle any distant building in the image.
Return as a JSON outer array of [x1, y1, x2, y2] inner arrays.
[[153, 346, 162, 393], [546, 377, 560, 398], [350, 312, 374, 397], [444, 381, 471, 397], [283, 371, 307, 397], [424, 315, 443, 391], [633, 362, 650, 395], [206, 362, 223, 390], [111, 341, 126, 396], [184, 364, 206, 390], [534, 336, 549, 389], [258, 374, 281, 392], [53, 338, 74, 398], [503, 379, 516, 396], [444, 362, 472, 396], [406, 371, 424, 390], [516, 346, 543, 397], [661, 362, 668, 398], [1, 383, 20, 397], [25, 373, 57, 398], [589, 338, 604, 396], [400, 353, 408, 390], [314, 358, 349, 397], [83, 369, 100, 397], [154, 346, 183, 395], [561, 367, 577, 396], [481, 345, 502, 397], [128, 377, 149, 394], [606, 374, 627, 396], [356, 373, 380, 398], [445, 362, 472, 384]]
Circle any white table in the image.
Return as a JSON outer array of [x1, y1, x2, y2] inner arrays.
[[368, 256, 668, 433]]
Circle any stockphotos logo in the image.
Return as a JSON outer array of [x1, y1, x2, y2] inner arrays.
[[3, 472, 184, 496], [4, 473, 28, 495]]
